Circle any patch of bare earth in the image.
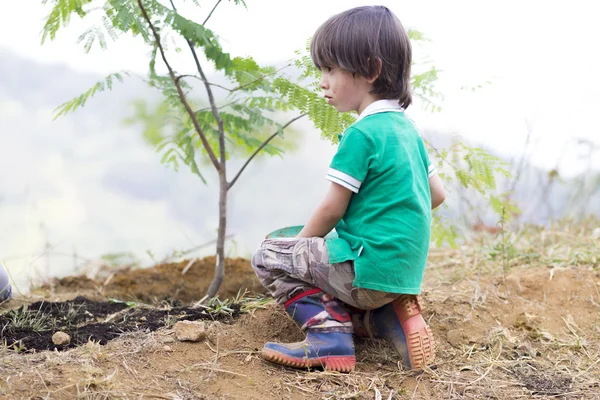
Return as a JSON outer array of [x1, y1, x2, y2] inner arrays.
[[35, 256, 267, 304], [1, 223, 599, 399]]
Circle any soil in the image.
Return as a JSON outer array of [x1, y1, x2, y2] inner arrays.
[[1, 249, 600, 399], [0, 296, 239, 352], [42, 256, 266, 304]]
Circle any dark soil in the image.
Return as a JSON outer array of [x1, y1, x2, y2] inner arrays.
[[0, 296, 240, 352]]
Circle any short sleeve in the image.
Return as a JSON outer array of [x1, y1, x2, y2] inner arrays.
[[326, 128, 374, 193], [427, 155, 437, 178], [419, 137, 437, 178]]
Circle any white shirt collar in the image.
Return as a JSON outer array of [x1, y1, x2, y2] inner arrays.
[[356, 99, 403, 122]]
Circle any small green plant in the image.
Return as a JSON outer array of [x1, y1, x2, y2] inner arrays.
[[57, 302, 84, 328], [4, 304, 52, 333], [10, 340, 27, 353], [493, 206, 518, 275]]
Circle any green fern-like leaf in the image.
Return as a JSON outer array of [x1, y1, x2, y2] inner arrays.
[[54, 71, 130, 119], [153, 3, 233, 71], [41, 0, 94, 43]]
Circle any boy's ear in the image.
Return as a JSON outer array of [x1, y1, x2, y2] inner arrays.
[[366, 57, 383, 83]]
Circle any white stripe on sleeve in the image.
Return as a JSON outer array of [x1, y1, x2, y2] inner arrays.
[[428, 164, 437, 178], [325, 168, 361, 193]]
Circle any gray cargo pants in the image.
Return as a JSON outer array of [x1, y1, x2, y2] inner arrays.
[[251, 237, 398, 310]]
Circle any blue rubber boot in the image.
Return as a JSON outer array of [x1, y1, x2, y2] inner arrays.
[[262, 289, 356, 372], [348, 295, 435, 370]]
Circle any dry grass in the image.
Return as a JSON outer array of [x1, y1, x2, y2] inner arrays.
[[0, 219, 598, 399]]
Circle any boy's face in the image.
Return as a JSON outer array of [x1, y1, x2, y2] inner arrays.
[[319, 67, 375, 115]]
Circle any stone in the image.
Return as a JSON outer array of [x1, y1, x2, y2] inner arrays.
[[52, 331, 71, 346], [174, 320, 207, 342]]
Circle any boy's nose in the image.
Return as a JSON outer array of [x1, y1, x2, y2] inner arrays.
[[319, 77, 328, 90]]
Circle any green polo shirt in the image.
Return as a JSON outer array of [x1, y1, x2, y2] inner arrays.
[[325, 109, 435, 294]]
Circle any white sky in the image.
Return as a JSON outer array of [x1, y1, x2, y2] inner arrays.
[[2, 0, 600, 175]]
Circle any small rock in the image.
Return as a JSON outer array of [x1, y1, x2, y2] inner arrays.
[[514, 312, 538, 331], [52, 332, 71, 346], [161, 337, 175, 344], [163, 345, 173, 352], [174, 320, 207, 342]]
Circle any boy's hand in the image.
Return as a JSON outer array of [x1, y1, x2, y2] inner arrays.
[[298, 182, 352, 238]]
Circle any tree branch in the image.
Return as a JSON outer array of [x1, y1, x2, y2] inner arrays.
[[137, 0, 221, 172], [203, 0, 223, 26], [169, 0, 226, 170], [177, 62, 292, 97], [230, 64, 292, 92], [195, 100, 240, 113], [228, 113, 307, 190], [177, 74, 232, 92]]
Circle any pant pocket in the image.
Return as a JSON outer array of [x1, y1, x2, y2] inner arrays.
[[260, 238, 298, 274]]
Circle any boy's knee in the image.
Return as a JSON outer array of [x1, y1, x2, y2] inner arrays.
[[251, 243, 264, 271]]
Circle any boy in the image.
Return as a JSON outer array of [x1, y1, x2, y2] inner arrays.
[[251, 5, 445, 372]]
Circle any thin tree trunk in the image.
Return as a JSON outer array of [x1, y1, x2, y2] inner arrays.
[[206, 170, 228, 299]]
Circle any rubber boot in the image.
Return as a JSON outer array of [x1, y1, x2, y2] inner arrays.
[[261, 288, 356, 372], [348, 295, 435, 370]]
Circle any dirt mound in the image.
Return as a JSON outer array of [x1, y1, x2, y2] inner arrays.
[[2, 265, 600, 399], [48, 256, 266, 304], [0, 296, 240, 352], [427, 267, 600, 350]]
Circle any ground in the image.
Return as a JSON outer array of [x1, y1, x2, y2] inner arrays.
[[1, 223, 599, 399]]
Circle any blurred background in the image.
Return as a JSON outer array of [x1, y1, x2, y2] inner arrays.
[[1, 0, 599, 293]]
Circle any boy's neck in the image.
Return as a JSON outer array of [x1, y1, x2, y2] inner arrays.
[[356, 94, 385, 116]]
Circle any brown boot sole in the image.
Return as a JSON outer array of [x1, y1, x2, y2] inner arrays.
[[393, 295, 436, 369], [262, 349, 356, 373]]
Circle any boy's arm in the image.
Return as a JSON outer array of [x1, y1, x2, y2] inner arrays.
[[298, 182, 353, 238], [429, 173, 446, 210]]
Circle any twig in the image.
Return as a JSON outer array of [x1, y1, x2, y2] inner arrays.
[[202, 0, 223, 26], [175, 74, 232, 92], [49, 384, 77, 394], [195, 100, 239, 113], [230, 63, 292, 92], [180, 63, 291, 94], [228, 113, 307, 189], [131, 393, 173, 400], [181, 258, 196, 275], [137, 0, 221, 172], [190, 364, 248, 377], [162, 234, 236, 263], [35, 368, 50, 393]]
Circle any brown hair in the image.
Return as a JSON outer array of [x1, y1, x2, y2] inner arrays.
[[310, 6, 412, 109]]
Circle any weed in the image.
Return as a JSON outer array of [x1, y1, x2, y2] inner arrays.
[[3, 303, 51, 333]]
